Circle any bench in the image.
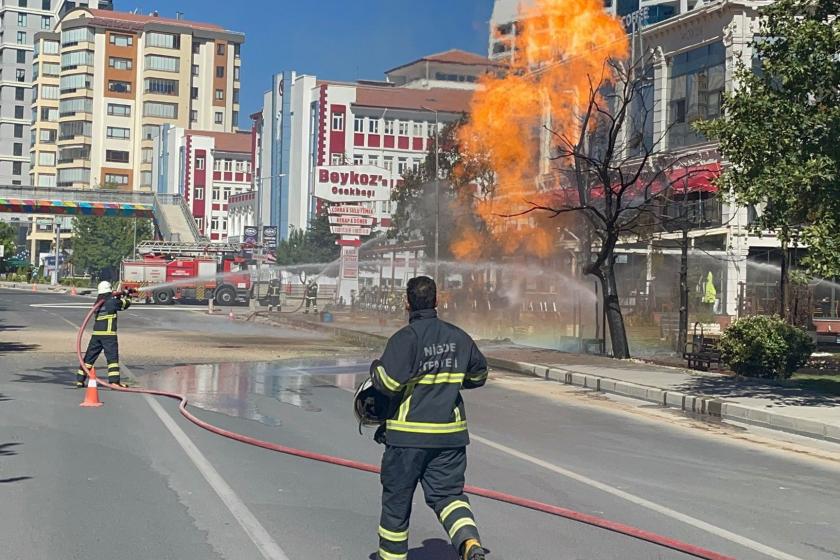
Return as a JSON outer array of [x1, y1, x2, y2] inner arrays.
[[683, 322, 722, 371]]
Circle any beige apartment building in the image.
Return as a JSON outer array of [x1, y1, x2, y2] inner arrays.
[[29, 8, 244, 191]]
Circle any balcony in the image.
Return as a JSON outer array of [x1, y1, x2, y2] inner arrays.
[[660, 197, 723, 232]]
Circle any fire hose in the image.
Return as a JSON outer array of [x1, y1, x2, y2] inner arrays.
[[76, 298, 735, 560]]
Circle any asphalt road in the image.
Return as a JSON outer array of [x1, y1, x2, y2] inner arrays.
[[2, 288, 840, 560]]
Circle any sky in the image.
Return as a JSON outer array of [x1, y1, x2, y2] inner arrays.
[[124, 0, 495, 119]]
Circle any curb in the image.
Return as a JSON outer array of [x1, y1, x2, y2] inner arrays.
[[264, 314, 840, 445]]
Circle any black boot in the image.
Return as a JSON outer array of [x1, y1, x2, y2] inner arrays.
[[462, 540, 486, 560]]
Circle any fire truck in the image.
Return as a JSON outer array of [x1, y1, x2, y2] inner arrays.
[[121, 241, 254, 305]]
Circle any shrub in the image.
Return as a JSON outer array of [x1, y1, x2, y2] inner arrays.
[[719, 315, 815, 379]]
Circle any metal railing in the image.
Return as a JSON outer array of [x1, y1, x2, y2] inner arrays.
[[0, 184, 155, 205]]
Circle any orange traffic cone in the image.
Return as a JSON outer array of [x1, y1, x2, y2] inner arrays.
[[31, 284, 37, 292], [228, 311, 235, 321], [80, 377, 103, 408], [70, 286, 78, 296]]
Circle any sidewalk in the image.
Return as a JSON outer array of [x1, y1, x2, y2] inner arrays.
[[255, 310, 840, 444]]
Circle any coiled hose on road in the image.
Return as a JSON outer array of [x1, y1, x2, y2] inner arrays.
[[76, 300, 734, 560]]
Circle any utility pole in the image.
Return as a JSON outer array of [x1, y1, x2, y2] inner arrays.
[[677, 169, 690, 353], [51, 217, 59, 286]]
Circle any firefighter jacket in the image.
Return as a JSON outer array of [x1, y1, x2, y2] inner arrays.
[[268, 284, 282, 297], [305, 282, 318, 298], [92, 294, 131, 336], [371, 308, 488, 448]]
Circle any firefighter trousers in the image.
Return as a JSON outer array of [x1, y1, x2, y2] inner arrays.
[[304, 296, 318, 313], [378, 446, 480, 560], [77, 335, 121, 384]]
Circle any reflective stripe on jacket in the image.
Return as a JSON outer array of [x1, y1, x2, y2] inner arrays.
[[371, 308, 487, 448], [91, 294, 131, 336]]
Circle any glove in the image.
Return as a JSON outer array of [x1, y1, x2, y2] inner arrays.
[[373, 424, 387, 445]]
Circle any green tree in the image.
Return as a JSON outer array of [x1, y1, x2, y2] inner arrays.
[[71, 216, 152, 280], [275, 210, 340, 265], [0, 221, 16, 260], [697, 0, 840, 277]]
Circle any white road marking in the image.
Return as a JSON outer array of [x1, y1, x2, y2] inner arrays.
[[143, 392, 291, 560], [471, 434, 804, 560], [30, 303, 212, 311]]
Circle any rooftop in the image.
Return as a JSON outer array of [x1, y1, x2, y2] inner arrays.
[[353, 86, 473, 114], [187, 130, 252, 153], [84, 8, 226, 32], [385, 49, 501, 74]]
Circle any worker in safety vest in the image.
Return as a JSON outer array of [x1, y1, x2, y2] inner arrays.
[[370, 276, 488, 560], [76, 281, 132, 388], [304, 279, 318, 314], [267, 278, 282, 312]]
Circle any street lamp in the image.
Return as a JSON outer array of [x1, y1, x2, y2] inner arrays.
[[421, 104, 440, 284]]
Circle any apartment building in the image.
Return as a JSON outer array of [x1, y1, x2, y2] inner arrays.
[[0, 0, 112, 185], [242, 50, 497, 241], [29, 7, 244, 191]]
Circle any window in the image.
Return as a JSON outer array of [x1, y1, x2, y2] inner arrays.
[[59, 121, 92, 140], [39, 129, 56, 143], [146, 32, 179, 49], [212, 188, 220, 201], [61, 27, 94, 46], [145, 78, 179, 96], [143, 101, 177, 118], [215, 89, 224, 100], [354, 116, 364, 133], [332, 112, 344, 131], [397, 157, 407, 174], [12, 162, 22, 176], [17, 50, 26, 64], [398, 121, 409, 136], [232, 111, 239, 128], [216, 43, 225, 55], [60, 73, 93, 92], [140, 171, 152, 186], [233, 66, 240, 81], [353, 154, 364, 165], [223, 188, 231, 201], [196, 156, 205, 170], [233, 89, 240, 103], [109, 33, 133, 47], [368, 119, 379, 134], [109, 57, 133, 70], [41, 16, 51, 30], [13, 143, 23, 156], [190, 110, 198, 122], [191, 86, 199, 99], [59, 97, 92, 116], [61, 50, 94, 69], [216, 66, 224, 78], [58, 146, 89, 164], [15, 87, 25, 101], [43, 0, 50, 9], [330, 153, 342, 165], [213, 159, 222, 171], [145, 54, 179, 73], [41, 85, 59, 99], [38, 152, 55, 166], [58, 168, 90, 186], [142, 125, 159, 140], [18, 14, 27, 27], [142, 147, 153, 163], [412, 158, 422, 171], [107, 127, 130, 140], [194, 187, 204, 200], [192, 64, 199, 76], [16, 69, 25, 82], [108, 80, 132, 94], [41, 62, 60, 76], [104, 173, 128, 186], [214, 112, 223, 125], [384, 119, 394, 135], [14, 106, 24, 119], [43, 40, 59, 54], [107, 103, 131, 117], [18, 0, 27, 7], [668, 42, 726, 148], [211, 218, 219, 231], [17, 32, 26, 45], [38, 174, 56, 187], [223, 160, 232, 172], [14, 125, 23, 138], [412, 122, 423, 136], [106, 150, 130, 163]]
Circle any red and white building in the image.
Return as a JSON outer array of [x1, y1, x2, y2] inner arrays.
[[153, 127, 253, 241], [238, 49, 501, 241]]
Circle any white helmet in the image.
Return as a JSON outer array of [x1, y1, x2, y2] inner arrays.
[[97, 281, 112, 295]]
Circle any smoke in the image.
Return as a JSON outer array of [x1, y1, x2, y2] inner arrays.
[[454, 0, 628, 260]]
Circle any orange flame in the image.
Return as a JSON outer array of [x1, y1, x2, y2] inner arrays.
[[454, 0, 628, 260]]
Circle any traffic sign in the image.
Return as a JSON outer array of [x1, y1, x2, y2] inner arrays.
[[329, 215, 374, 226], [328, 205, 374, 216], [330, 225, 372, 236]]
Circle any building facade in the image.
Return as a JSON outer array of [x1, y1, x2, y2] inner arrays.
[[241, 50, 497, 242], [29, 7, 244, 191], [0, 0, 112, 186], [153, 126, 252, 241]]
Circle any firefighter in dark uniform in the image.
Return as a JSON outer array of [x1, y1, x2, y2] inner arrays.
[[76, 281, 132, 388], [304, 278, 318, 314], [369, 276, 488, 560], [267, 278, 282, 312]]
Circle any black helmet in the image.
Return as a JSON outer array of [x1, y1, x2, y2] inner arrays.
[[353, 360, 393, 427]]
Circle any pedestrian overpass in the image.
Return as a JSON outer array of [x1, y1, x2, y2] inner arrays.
[[0, 185, 204, 243]]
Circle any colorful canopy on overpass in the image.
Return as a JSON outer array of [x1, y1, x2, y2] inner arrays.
[[0, 196, 153, 218]]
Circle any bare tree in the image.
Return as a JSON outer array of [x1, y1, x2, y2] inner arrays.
[[514, 57, 712, 358]]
